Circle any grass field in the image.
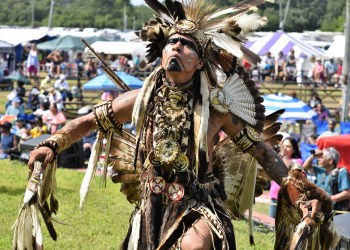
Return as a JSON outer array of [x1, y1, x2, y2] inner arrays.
[[0, 160, 275, 249]]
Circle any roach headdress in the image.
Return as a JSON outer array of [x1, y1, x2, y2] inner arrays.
[[136, 0, 271, 83]]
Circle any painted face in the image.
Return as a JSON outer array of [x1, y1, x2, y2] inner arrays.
[[161, 34, 203, 73]]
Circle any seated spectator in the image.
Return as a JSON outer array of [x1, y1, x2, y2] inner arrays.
[[274, 51, 286, 81], [54, 74, 72, 102], [101, 91, 116, 101], [324, 58, 338, 86], [42, 103, 67, 134], [5, 97, 25, 117], [12, 118, 30, 143], [307, 91, 322, 109], [261, 51, 274, 80], [29, 117, 48, 138], [27, 87, 41, 111], [40, 74, 53, 90], [15, 81, 26, 103], [318, 118, 339, 138], [303, 147, 350, 211], [47, 87, 64, 112], [0, 121, 19, 159], [82, 130, 97, 160], [33, 101, 50, 117], [312, 58, 325, 86], [315, 103, 329, 120], [333, 60, 343, 87], [285, 49, 296, 81]]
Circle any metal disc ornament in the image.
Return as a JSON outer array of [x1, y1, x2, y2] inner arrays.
[[155, 139, 180, 164], [149, 176, 166, 194], [167, 183, 185, 202], [173, 152, 189, 172]]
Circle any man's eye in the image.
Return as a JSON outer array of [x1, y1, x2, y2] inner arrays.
[[167, 39, 177, 44]]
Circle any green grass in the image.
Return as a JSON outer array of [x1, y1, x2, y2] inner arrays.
[[0, 160, 275, 249]]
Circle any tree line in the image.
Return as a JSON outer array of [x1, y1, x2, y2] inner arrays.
[[0, 0, 346, 33]]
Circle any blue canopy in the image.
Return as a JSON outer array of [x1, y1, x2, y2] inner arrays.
[[263, 93, 317, 121], [83, 71, 143, 91]]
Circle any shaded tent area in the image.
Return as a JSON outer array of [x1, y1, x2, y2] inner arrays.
[[325, 35, 345, 59], [245, 31, 325, 58], [0, 28, 55, 67], [37, 35, 109, 51], [87, 41, 147, 61]]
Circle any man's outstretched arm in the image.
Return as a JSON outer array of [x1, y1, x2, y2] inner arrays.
[[28, 89, 140, 169]]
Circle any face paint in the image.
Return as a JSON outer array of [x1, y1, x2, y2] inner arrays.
[[187, 59, 192, 66], [167, 58, 182, 72], [166, 37, 199, 55]]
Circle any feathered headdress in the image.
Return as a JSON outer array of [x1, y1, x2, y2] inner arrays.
[[136, 0, 270, 83]]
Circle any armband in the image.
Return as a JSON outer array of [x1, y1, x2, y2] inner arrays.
[[93, 100, 122, 134], [231, 125, 261, 153], [35, 129, 72, 159]]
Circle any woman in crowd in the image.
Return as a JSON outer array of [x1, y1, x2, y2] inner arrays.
[[269, 136, 303, 218], [42, 103, 66, 134]]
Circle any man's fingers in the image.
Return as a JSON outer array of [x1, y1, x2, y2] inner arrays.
[[310, 199, 322, 219], [27, 147, 54, 170]]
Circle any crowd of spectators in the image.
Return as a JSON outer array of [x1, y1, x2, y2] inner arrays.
[[266, 90, 350, 214], [248, 49, 343, 88]]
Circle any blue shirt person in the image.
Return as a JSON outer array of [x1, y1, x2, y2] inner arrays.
[[303, 147, 350, 211]]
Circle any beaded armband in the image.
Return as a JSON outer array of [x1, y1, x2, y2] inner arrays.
[[35, 129, 72, 159], [92, 100, 122, 134], [231, 125, 261, 153]]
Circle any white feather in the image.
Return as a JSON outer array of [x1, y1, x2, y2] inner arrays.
[[24, 207, 34, 250], [127, 210, 142, 250], [206, 31, 243, 59], [236, 13, 268, 33], [79, 131, 103, 211], [31, 204, 43, 248], [221, 74, 257, 125]]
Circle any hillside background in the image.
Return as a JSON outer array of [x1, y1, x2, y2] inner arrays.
[[0, 0, 346, 32]]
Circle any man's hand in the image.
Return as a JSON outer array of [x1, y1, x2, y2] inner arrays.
[[299, 199, 323, 221], [28, 147, 55, 170]]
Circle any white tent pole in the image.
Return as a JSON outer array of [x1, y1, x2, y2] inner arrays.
[[341, 0, 350, 121]]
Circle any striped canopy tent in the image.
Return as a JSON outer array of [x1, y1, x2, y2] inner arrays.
[[245, 31, 325, 58], [263, 93, 317, 121]]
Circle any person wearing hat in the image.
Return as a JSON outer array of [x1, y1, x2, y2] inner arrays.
[[5, 97, 25, 116], [47, 87, 64, 112], [0, 121, 19, 159], [25, 0, 336, 249], [54, 74, 72, 102]]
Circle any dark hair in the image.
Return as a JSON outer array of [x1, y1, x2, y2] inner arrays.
[[282, 137, 302, 159]]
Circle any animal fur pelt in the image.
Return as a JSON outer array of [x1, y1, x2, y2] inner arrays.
[[275, 165, 340, 250]]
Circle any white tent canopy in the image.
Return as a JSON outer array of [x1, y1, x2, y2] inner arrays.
[[325, 35, 345, 59], [87, 41, 147, 60], [0, 28, 50, 46]]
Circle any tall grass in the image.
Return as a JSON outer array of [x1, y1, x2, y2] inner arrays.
[[0, 160, 274, 249]]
